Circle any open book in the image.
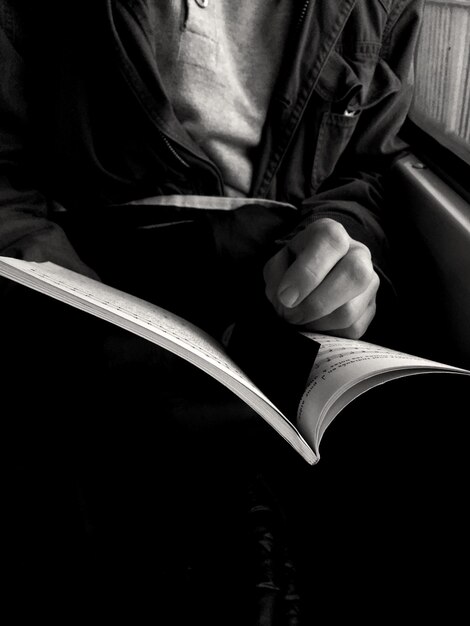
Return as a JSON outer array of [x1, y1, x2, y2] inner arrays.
[[1, 255, 469, 465]]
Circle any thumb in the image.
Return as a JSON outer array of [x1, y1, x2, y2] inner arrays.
[[263, 246, 291, 307]]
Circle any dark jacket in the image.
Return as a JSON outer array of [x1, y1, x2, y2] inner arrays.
[[0, 0, 423, 300]]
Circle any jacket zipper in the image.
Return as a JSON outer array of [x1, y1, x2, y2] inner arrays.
[[297, 0, 311, 30], [159, 3, 311, 186], [255, 0, 312, 197], [107, 0, 226, 193], [157, 128, 226, 193], [158, 129, 190, 169]]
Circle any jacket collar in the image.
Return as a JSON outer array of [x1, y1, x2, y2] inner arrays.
[[104, 0, 358, 194]]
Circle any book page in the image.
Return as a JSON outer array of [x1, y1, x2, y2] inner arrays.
[[0, 257, 253, 380], [296, 333, 470, 457], [0, 256, 317, 464]]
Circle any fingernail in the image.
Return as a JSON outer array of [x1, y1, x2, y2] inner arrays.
[[278, 286, 300, 308]]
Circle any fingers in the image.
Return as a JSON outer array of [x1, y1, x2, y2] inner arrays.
[[263, 218, 380, 339], [263, 245, 291, 311], [328, 300, 377, 339], [276, 219, 350, 309], [280, 242, 378, 324], [301, 279, 379, 339]]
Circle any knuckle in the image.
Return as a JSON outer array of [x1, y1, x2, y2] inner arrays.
[[306, 294, 328, 320], [344, 304, 376, 340], [343, 324, 364, 340], [339, 301, 359, 327], [320, 219, 349, 253], [346, 249, 373, 286], [302, 261, 322, 286], [352, 240, 372, 258], [372, 271, 380, 292]]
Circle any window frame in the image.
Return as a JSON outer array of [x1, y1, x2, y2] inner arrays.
[[400, 118, 470, 205]]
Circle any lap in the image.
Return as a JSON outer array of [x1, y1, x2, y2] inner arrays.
[[2, 287, 468, 622], [272, 374, 469, 622]]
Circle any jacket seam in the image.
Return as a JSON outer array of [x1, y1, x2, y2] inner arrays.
[[258, 0, 358, 197], [382, 0, 416, 57]]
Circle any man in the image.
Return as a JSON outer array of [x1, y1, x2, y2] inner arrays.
[[0, 1, 419, 338], [6, 1, 458, 624]]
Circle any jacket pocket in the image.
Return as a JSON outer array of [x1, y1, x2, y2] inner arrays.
[[311, 49, 402, 191]]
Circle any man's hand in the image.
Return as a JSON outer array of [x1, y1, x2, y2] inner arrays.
[[263, 218, 380, 339]]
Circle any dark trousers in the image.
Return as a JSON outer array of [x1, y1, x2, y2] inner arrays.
[[3, 304, 468, 624], [1, 289, 285, 623], [2, 216, 468, 623], [273, 374, 469, 624]]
